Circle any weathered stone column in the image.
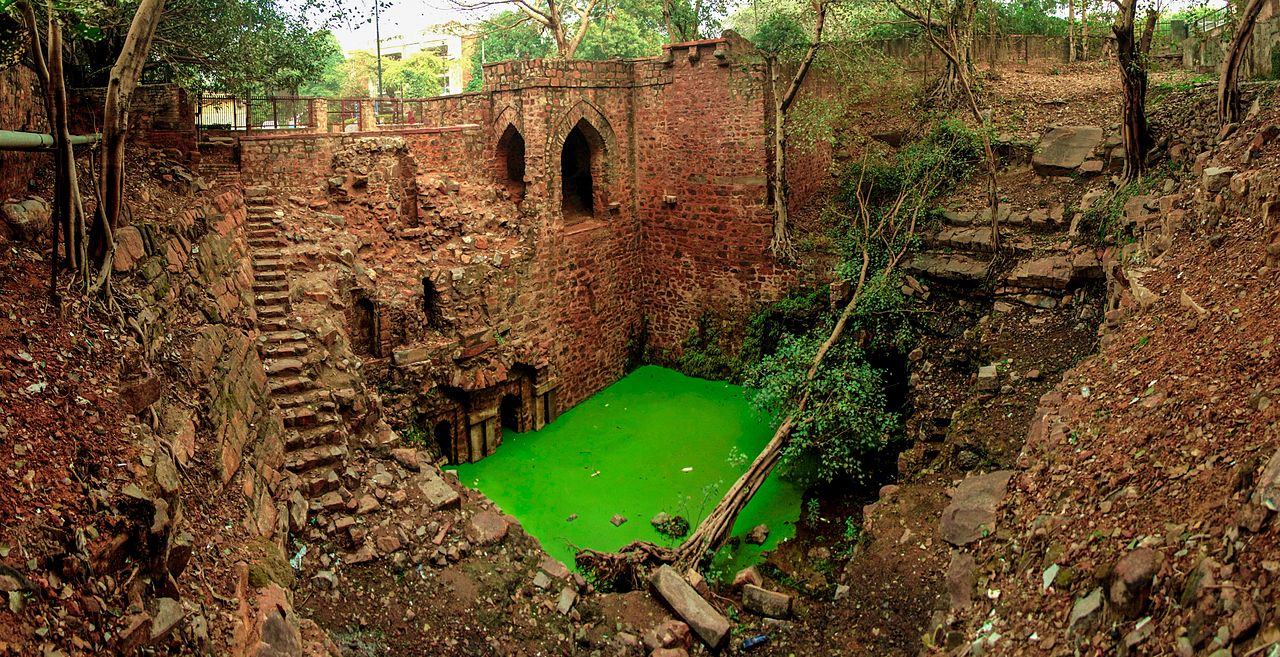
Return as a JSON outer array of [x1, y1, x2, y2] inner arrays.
[[358, 100, 377, 132], [309, 98, 328, 133]]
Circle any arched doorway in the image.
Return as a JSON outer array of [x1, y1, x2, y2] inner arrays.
[[560, 120, 603, 221], [353, 297, 378, 356], [499, 394, 522, 434], [496, 124, 526, 203], [434, 420, 454, 464]]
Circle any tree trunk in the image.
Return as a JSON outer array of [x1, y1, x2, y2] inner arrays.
[[677, 247, 874, 569], [987, 0, 996, 71], [1068, 0, 1076, 62], [1082, 0, 1089, 59], [94, 0, 165, 265], [662, 0, 676, 42], [768, 0, 827, 260], [1139, 7, 1159, 56], [1115, 0, 1150, 181], [18, 1, 61, 303], [1219, 0, 1268, 126]]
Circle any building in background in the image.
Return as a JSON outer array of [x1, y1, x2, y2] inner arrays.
[[352, 22, 477, 96]]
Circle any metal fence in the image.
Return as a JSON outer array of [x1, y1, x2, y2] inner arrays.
[[196, 95, 315, 131], [374, 98, 432, 126]]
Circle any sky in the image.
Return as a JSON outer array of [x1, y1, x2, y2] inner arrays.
[[327, 0, 479, 51]]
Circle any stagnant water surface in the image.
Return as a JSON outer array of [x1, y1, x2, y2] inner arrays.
[[451, 365, 802, 577]]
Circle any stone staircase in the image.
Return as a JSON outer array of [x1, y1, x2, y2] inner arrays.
[[906, 204, 1101, 301], [244, 186, 348, 501]]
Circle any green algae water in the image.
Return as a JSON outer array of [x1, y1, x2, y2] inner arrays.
[[450, 365, 802, 578]]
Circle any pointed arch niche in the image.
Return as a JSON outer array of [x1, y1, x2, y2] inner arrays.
[[549, 102, 617, 228], [495, 123, 526, 204]]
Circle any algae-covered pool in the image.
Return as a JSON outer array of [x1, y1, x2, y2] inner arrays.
[[450, 365, 802, 577]]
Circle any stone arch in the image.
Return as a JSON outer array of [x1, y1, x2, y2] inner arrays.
[[548, 101, 618, 223], [495, 123, 527, 204]]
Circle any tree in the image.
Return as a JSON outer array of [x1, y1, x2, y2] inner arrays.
[[94, 0, 165, 276], [64, 0, 337, 94], [1068, 0, 1075, 61], [1218, 0, 1267, 126], [465, 10, 554, 90], [662, 0, 727, 41], [384, 49, 447, 97], [888, 0, 978, 105], [298, 31, 346, 97], [752, 1, 830, 259], [449, 0, 602, 58], [577, 0, 665, 58], [891, 0, 1001, 252], [1113, 0, 1151, 181]]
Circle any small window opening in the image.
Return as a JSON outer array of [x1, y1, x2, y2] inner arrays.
[[423, 278, 442, 329], [497, 125, 526, 203], [560, 124, 596, 220], [353, 297, 379, 357]]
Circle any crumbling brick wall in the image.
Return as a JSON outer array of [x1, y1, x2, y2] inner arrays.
[[235, 36, 829, 448]]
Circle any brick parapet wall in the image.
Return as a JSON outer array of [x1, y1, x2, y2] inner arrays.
[[71, 84, 198, 166], [1, 66, 47, 201]]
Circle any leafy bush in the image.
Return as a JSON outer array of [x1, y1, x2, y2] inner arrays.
[[744, 328, 898, 485]]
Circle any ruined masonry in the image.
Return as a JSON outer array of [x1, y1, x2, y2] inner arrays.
[[218, 35, 835, 472]]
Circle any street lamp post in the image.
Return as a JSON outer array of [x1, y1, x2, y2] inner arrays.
[[375, 0, 384, 104]]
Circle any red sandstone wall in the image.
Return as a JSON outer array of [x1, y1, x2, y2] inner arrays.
[[1, 66, 47, 201], [635, 39, 792, 355], [71, 84, 198, 165], [234, 46, 795, 430]]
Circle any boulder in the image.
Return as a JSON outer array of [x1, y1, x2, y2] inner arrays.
[[648, 565, 730, 649], [1, 197, 51, 242], [390, 447, 421, 471], [1109, 548, 1164, 618], [907, 252, 991, 283], [642, 620, 691, 650], [114, 226, 147, 272], [1006, 255, 1075, 290], [947, 551, 976, 610], [1203, 166, 1236, 194], [556, 586, 577, 615], [939, 470, 1014, 546], [466, 510, 510, 546], [732, 565, 763, 589], [1032, 126, 1104, 175], [416, 469, 460, 510], [745, 524, 769, 545], [742, 584, 793, 618]]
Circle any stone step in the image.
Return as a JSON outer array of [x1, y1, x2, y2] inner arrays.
[[274, 389, 332, 410], [249, 237, 283, 248], [285, 444, 347, 473], [905, 252, 992, 284], [259, 317, 289, 331], [253, 279, 288, 293], [246, 197, 273, 208], [248, 228, 277, 239], [265, 357, 305, 376], [254, 258, 287, 272], [255, 269, 287, 282], [298, 468, 341, 496], [288, 423, 345, 451], [264, 341, 309, 358], [261, 329, 307, 343], [282, 406, 320, 428], [269, 375, 313, 395], [256, 291, 289, 305], [258, 304, 289, 319]]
